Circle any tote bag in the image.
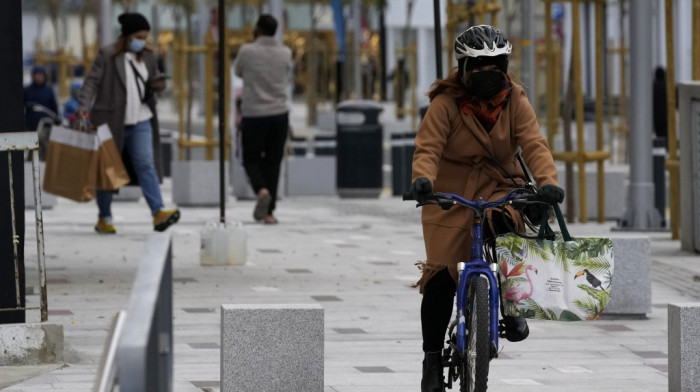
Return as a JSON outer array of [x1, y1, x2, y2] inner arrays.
[[43, 124, 99, 202], [496, 205, 614, 321]]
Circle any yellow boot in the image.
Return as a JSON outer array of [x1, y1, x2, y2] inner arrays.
[[95, 218, 116, 234], [153, 208, 180, 232]]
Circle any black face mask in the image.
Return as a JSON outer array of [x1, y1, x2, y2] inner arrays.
[[466, 71, 506, 100]]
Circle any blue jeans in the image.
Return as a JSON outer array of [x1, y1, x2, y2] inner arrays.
[[97, 121, 164, 218]]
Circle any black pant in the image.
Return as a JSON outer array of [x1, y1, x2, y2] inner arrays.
[[421, 210, 515, 352], [241, 113, 288, 215]]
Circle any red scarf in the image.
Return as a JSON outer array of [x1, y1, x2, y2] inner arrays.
[[459, 74, 513, 132]]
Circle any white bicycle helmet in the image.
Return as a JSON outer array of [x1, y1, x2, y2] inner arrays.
[[455, 25, 512, 83]]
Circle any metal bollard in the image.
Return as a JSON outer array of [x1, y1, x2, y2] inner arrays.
[[653, 137, 667, 227]]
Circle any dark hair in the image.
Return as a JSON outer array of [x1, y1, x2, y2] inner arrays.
[[256, 14, 278, 36]]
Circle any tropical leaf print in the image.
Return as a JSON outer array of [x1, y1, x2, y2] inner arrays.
[[572, 256, 612, 276]]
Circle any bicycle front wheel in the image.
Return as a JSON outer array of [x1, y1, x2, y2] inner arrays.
[[460, 275, 490, 392]]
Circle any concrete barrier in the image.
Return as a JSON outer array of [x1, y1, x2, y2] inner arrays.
[[556, 163, 629, 221], [668, 303, 700, 392], [603, 235, 652, 318], [221, 304, 324, 392], [24, 162, 57, 209], [172, 160, 230, 206], [0, 323, 63, 365]]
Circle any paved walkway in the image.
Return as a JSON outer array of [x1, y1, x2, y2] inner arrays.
[[2, 181, 700, 391]]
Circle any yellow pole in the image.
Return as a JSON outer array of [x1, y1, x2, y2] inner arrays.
[[410, 41, 418, 132], [572, 0, 587, 223], [545, 2, 555, 148], [595, 1, 605, 223], [204, 42, 214, 161], [477, 0, 486, 25], [665, 0, 680, 239], [176, 35, 186, 161], [491, 0, 500, 27], [58, 48, 68, 99], [694, 0, 700, 80], [447, 1, 453, 71]]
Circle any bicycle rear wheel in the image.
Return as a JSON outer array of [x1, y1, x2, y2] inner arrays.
[[459, 275, 490, 392]]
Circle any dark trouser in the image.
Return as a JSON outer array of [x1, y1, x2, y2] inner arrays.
[[421, 210, 514, 352], [241, 113, 288, 215]]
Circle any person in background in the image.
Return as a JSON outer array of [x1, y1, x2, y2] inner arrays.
[[234, 14, 293, 224], [24, 66, 58, 131], [78, 12, 179, 234], [63, 81, 82, 122]]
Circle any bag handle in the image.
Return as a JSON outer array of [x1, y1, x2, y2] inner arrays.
[[537, 204, 572, 242]]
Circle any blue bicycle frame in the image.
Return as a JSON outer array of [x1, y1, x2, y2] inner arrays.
[[438, 192, 519, 358]]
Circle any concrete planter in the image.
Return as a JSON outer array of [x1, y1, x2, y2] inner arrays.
[[286, 156, 336, 196], [112, 185, 142, 202], [172, 160, 230, 206], [0, 323, 63, 365]]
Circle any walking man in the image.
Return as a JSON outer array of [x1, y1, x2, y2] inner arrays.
[[234, 14, 293, 224]]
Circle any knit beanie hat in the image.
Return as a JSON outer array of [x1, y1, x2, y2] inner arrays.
[[118, 13, 151, 37]]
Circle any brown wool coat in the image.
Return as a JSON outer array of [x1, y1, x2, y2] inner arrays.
[[412, 83, 559, 292], [78, 45, 164, 183]]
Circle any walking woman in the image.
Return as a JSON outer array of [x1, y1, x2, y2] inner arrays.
[[78, 13, 180, 234], [409, 25, 564, 391]]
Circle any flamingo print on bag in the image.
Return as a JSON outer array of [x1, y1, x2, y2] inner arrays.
[[502, 262, 538, 304]]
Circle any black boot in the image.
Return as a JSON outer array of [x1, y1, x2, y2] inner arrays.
[[500, 316, 530, 342], [421, 351, 445, 392]]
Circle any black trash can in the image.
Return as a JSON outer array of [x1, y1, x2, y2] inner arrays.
[[336, 100, 384, 198], [391, 132, 416, 196]]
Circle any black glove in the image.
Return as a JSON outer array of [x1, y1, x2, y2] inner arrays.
[[410, 177, 432, 202], [537, 184, 565, 204], [524, 203, 550, 225]]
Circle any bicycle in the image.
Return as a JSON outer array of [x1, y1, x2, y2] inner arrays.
[[404, 186, 555, 392]]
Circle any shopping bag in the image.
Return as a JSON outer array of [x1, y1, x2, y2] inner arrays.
[[43, 124, 98, 202], [496, 205, 614, 321], [96, 124, 130, 191]]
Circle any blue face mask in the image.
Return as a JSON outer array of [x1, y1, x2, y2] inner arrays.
[[129, 38, 146, 53]]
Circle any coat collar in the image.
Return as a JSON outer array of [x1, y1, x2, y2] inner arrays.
[[115, 51, 126, 87]]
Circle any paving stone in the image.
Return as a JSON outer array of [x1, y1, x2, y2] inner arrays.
[[286, 268, 312, 274], [174, 277, 198, 284], [354, 366, 394, 373], [632, 351, 667, 359], [595, 324, 633, 332], [312, 296, 342, 302], [333, 328, 367, 335], [189, 380, 219, 388], [221, 304, 323, 392], [257, 249, 282, 253], [182, 308, 215, 314], [187, 343, 220, 349]]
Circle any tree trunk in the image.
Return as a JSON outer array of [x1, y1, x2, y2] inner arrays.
[[186, 14, 194, 160]]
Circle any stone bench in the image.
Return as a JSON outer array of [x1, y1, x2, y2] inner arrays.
[[668, 303, 700, 392], [603, 235, 652, 318], [555, 163, 629, 221], [221, 304, 324, 392]]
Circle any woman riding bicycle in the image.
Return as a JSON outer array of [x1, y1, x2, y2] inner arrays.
[[410, 25, 565, 392]]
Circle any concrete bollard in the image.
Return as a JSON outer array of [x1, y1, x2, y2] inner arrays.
[[603, 235, 652, 318], [221, 304, 324, 392], [668, 303, 700, 392], [0, 323, 64, 365]]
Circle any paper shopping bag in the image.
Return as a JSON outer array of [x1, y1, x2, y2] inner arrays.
[[43, 125, 99, 202], [495, 204, 614, 321], [96, 124, 130, 191]]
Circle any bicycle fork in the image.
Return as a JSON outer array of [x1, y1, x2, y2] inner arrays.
[[455, 260, 500, 359]]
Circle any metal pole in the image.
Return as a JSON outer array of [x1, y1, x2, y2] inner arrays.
[[353, 0, 362, 98], [31, 152, 47, 322], [622, 0, 662, 229], [433, 0, 443, 80], [521, 0, 535, 104], [99, 0, 112, 46], [572, 0, 588, 223], [595, 1, 605, 223], [219, 0, 226, 223]]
